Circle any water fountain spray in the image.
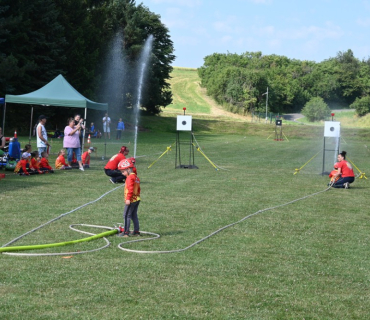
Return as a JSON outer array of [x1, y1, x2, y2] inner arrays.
[[133, 35, 154, 158]]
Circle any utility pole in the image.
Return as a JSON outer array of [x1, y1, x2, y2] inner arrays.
[[262, 87, 269, 124]]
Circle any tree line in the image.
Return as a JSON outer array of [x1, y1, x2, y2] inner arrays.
[[198, 50, 370, 120], [0, 0, 174, 132]]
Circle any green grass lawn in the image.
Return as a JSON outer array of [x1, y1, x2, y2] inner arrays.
[[1, 121, 370, 319], [166, 68, 212, 115]]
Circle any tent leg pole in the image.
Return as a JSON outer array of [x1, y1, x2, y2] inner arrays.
[[29, 107, 33, 144], [82, 108, 87, 152], [3, 102, 6, 135]]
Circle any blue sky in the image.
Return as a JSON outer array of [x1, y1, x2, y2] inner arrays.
[[138, 0, 370, 68]]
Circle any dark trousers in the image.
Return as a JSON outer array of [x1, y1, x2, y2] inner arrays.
[[116, 130, 122, 139], [123, 201, 140, 233], [333, 176, 355, 188], [104, 168, 125, 183]]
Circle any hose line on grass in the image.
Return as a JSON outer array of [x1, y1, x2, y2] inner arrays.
[[1, 185, 124, 254], [2, 184, 332, 256], [116, 185, 333, 254]]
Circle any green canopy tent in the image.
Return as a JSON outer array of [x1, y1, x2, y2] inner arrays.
[[4, 74, 108, 157]]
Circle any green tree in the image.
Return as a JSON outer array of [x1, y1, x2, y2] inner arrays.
[[301, 97, 331, 122], [105, 0, 175, 116], [350, 96, 370, 116]]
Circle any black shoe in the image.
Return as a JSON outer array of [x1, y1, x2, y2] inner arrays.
[[109, 178, 116, 184], [131, 231, 141, 236]]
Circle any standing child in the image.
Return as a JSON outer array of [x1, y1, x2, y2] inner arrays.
[[39, 151, 54, 173], [81, 147, 94, 168], [55, 149, 72, 170], [116, 118, 125, 140], [117, 158, 141, 237]]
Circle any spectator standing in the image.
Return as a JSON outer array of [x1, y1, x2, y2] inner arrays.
[[63, 118, 85, 171], [36, 115, 50, 154], [116, 118, 125, 140], [102, 113, 111, 139]]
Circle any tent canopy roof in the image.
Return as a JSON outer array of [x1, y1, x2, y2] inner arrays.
[[5, 74, 108, 111]]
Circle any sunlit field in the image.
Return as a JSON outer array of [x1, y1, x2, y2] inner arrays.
[[1, 118, 369, 319]]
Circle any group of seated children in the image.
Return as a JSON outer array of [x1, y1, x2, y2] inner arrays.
[[14, 144, 94, 176], [14, 144, 54, 175]]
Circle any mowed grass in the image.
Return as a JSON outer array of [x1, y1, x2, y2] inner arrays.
[[1, 122, 370, 319], [166, 68, 212, 115]]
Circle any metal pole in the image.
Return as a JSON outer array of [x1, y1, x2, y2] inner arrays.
[[29, 107, 34, 144], [3, 102, 6, 134], [265, 87, 268, 124], [82, 108, 87, 152]]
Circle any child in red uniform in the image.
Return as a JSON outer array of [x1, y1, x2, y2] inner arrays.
[[328, 163, 340, 185], [81, 147, 94, 168], [117, 158, 141, 237], [30, 151, 43, 174], [14, 153, 31, 175], [332, 151, 355, 189], [39, 151, 54, 173], [55, 149, 72, 170]]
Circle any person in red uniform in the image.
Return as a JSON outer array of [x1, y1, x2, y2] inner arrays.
[[117, 158, 141, 237], [39, 151, 54, 173], [104, 146, 129, 184], [331, 151, 355, 189], [14, 153, 31, 175], [81, 147, 94, 168], [30, 151, 43, 174], [55, 149, 72, 170]]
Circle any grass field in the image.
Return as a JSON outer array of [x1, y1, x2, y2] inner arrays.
[[1, 68, 370, 319]]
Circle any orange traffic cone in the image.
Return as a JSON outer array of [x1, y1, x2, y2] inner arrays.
[[87, 134, 91, 144], [14, 131, 17, 138]]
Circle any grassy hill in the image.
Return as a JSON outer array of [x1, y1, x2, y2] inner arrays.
[[164, 67, 370, 129]]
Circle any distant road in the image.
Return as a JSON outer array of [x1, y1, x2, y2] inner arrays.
[[281, 109, 353, 122], [282, 113, 304, 121]]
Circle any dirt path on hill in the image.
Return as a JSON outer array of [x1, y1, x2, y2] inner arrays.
[[196, 85, 250, 121]]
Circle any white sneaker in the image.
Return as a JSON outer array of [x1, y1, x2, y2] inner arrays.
[[344, 182, 349, 189], [79, 167, 84, 171]]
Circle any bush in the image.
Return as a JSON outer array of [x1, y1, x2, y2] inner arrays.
[[301, 97, 331, 122], [350, 96, 370, 116]]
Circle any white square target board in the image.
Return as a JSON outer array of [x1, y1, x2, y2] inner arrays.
[[177, 115, 192, 131], [324, 121, 340, 138]]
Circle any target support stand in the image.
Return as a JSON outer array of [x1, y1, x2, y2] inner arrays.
[[322, 121, 340, 175], [175, 108, 198, 169], [274, 119, 283, 141]]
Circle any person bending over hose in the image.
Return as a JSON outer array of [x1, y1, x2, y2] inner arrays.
[[104, 146, 129, 184], [332, 151, 355, 189]]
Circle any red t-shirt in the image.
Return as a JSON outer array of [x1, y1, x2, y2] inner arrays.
[[82, 151, 90, 165], [104, 153, 126, 170], [40, 158, 52, 170], [124, 173, 141, 202], [55, 155, 68, 169], [336, 160, 355, 178]]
